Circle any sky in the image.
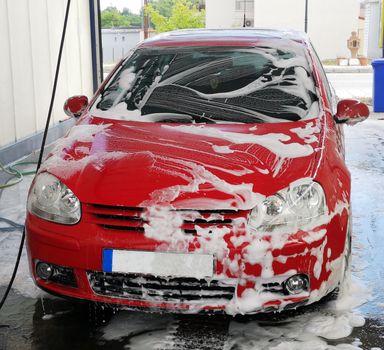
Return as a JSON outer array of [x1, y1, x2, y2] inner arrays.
[[100, 0, 143, 14]]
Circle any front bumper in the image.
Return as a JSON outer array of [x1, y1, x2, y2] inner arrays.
[[25, 207, 348, 315]]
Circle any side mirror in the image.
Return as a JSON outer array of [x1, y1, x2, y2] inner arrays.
[[334, 99, 369, 125], [64, 95, 89, 118]]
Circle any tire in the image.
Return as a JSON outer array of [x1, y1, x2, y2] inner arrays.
[[88, 302, 115, 327], [328, 214, 352, 300], [341, 214, 352, 282]]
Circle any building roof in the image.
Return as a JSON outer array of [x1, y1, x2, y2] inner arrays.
[[139, 28, 310, 48], [102, 28, 142, 34]]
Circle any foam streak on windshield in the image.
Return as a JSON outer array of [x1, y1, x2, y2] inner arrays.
[[91, 40, 320, 124]]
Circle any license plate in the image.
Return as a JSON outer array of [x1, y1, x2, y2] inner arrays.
[[102, 249, 214, 279]]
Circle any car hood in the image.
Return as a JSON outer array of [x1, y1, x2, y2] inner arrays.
[[41, 115, 323, 210]]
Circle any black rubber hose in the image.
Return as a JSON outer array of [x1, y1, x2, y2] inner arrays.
[[36, 0, 72, 171], [0, 227, 25, 311], [0, 0, 71, 313], [0, 217, 24, 232]]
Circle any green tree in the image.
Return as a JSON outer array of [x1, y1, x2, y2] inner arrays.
[[151, 0, 176, 18], [151, 0, 203, 17], [101, 7, 131, 28], [146, 0, 205, 33], [121, 7, 142, 27]]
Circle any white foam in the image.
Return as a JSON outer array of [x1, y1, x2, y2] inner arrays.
[[162, 125, 315, 159], [91, 43, 320, 122], [140, 158, 264, 209], [291, 120, 321, 144], [212, 145, 235, 154], [226, 276, 370, 349], [102, 311, 174, 349]]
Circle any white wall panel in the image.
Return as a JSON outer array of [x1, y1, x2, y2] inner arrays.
[[28, 0, 53, 131], [0, 0, 16, 145], [7, 0, 37, 140], [1, 0, 94, 148]]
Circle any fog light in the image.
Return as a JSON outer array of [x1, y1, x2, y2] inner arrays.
[[36, 262, 53, 280], [284, 274, 308, 295]]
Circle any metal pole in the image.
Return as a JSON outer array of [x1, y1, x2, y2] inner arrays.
[[243, 0, 246, 27], [304, 0, 308, 33], [89, 0, 103, 92], [144, 0, 149, 39]]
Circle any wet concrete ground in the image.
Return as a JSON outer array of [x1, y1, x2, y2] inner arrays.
[[1, 118, 384, 349]]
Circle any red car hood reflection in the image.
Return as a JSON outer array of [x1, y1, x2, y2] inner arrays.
[[42, 115, 323, 210]]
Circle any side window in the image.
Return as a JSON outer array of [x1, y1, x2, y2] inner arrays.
[[309, 43, 336, 113]]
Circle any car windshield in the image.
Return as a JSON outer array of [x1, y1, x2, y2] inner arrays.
[[91, 45, 320, 124]]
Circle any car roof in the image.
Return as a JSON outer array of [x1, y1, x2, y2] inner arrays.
[[139, 28, 310, 48]]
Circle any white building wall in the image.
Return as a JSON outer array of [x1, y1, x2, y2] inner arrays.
[[253, 0, 360, 60], [206, 0, 236, 28], [206, 0, 360, 60], [306, 0, 360, 59], [253, 0, 304, 31], [102, 29, 143, 64], [0, 0, 94, 148]]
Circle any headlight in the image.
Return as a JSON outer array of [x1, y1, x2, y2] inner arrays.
[[27, 173, 81, 224], [249, 179, 327, 232]]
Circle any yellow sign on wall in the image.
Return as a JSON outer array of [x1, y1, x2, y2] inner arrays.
[[381, 0, 384, 47]]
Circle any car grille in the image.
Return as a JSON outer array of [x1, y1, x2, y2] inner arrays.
[[87, 272, 236, 302], [261, 282, 286, 295], [85, 204, 247, 234]]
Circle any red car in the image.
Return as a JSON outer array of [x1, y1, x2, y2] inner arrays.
[[26, 29, 369, 315]]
